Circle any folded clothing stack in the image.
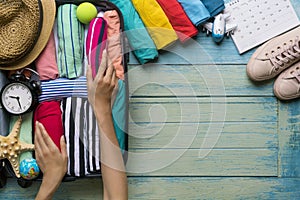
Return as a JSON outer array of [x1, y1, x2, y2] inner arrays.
[[33, 2, 128, 177], [60, 79, 126, 177]]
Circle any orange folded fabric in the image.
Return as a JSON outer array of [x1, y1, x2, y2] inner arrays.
[[104, 10, 124, 80]]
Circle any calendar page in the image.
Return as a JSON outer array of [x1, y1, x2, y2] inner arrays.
[[225, 0, 300, 54]]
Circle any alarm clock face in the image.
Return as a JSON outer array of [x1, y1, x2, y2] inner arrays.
[[1, 82, 33, 115]]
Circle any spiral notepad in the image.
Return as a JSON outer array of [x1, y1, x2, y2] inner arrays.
[[225, 0, 300, 54]]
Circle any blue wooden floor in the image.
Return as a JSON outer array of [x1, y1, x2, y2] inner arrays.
[[1, 0, 300, 199]]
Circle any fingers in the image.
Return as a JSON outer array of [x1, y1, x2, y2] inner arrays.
[[35, 122, 58, 152], [95, 50, 118, 86], [60, 136, 68, 161], [95, 50, 108, 80], [34, 122, 46, 154], [105, 59, 114, 80], [86, 65, 94, 91], [86, 65, 92, 84], [38, 122, 54, 148], [103, 51, 117, 86], [111, 71, 118, 86]]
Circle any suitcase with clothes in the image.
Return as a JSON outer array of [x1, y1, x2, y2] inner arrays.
[[0, 0, 129, 187], [53, 0, 129, 179]]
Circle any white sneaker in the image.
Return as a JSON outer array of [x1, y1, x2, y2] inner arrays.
[[247, 26, 300, 81], [274, 61, 300, 100]]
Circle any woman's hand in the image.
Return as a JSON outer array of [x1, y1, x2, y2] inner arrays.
[[35, 121, 68, 200], [86, 50, 128, 199], [86, 50, 118, 112]]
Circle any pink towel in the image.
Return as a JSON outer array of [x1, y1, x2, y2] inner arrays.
[[35, 31, 59, 80], [86, 17, 108, 79], [104, 10, 124, 80]]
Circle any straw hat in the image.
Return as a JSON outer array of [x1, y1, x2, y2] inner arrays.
[[0, 0, 56, 70]]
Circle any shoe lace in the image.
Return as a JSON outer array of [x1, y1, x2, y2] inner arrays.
[[268, 36, 300, 71]]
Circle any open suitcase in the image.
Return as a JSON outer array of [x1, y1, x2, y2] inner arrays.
[[0, 0, 129, 188]]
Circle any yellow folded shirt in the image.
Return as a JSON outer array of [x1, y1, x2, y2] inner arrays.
[[132, 0, 178, 50]]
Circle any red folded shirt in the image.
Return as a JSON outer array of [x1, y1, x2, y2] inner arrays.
[[34, 101, 63, 150], [156, 0, 198, 42]]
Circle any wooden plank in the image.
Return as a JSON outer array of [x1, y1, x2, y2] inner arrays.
[[291, 0, 300, 18], [129, 122, 277, 149], [3, 177, 300, 199], [128, 33, 255, 65], [129, 177, 300, 199], [278, 100, 300, 178], [126, 149, 277, 176], [128, 64, 274, 97], [129, 97, 277, 123], [127, 177, 300, 199]]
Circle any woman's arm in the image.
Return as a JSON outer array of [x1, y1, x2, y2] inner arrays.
[[86, 50, 128, 200], [35, 122, 68, 200]]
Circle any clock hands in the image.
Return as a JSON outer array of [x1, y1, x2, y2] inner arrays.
[[16, 97, 22, 110], [9, 96, 22, 110]]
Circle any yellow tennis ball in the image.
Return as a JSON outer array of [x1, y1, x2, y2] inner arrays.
[[76, 2, 98, 24]]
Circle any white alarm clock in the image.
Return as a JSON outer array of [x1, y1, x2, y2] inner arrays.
[[0, 69, 41, 115]]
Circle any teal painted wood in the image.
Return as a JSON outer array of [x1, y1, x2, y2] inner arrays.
[[279, 100, 300, 178], [2, 177, 300, 200], [128, 33, 255, 65], [128, 65, 274, 97], [127, 177, 300, 200], [126, 148, 277, 176], [129, 122, 277, 149], [291, 0, 300, 18], [1, 0, 300, 198], [129, 97, 277, 123]]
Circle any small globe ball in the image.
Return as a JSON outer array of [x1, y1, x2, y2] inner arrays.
[[76, 2, 98, 24], [19, 158, 40, 180]]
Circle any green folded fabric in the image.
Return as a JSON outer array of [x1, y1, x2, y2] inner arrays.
[[57, 4, 85, 79], [112, 79, 126, 152], [10, 113, 33, 161], [109, 0, 158, 64]]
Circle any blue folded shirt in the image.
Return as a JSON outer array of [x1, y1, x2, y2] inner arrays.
[[201, 0, 225, 17], [177, 0, 210, 26]]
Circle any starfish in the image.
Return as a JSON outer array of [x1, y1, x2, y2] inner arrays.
[[0, 117, 35, 178]]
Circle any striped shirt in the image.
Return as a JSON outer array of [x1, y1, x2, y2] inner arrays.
[[59, 80, 127, 176], [39, 76, 88, 102], [61, 97, 100, 176], [57, 4, 85, 79]]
